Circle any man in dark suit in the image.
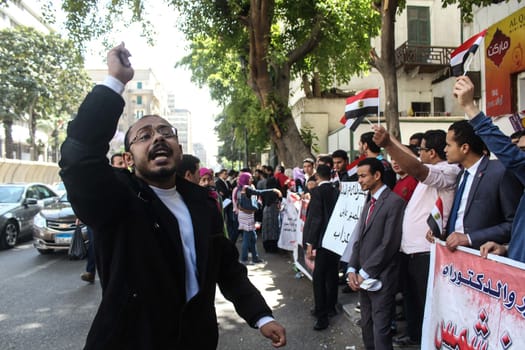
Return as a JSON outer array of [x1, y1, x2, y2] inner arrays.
[[215, 168, 238, 242], [443, 120, 521, 250], [60, 44, 286, 349], [347, 158, 405, 350], [303, 165, 340, 330]]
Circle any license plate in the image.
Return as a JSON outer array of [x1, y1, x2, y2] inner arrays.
[[55, 233, 72, 244]]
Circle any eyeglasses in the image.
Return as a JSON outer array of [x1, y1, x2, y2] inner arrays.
[[129, 125, 177, 147], [417, 147, 431, 152]]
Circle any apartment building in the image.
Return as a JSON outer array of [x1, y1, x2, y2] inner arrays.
[[291, 0, 524, 155]]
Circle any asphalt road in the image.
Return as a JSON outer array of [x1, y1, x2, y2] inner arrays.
[[0, 240, 366, 350]]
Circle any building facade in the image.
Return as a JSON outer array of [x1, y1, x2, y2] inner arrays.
[[291, 0, 524, 155]]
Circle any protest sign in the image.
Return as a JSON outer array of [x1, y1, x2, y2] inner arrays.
[[422, 241, 525, 349], [321, 182, 366, 256]]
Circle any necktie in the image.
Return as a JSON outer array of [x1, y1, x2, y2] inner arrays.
[[447, 171, 470, 234], [366, 197, 376, 225]]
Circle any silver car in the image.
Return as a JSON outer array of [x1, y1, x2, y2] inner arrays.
[[33, 193, 88, 254], [0, 183, 59, 249]]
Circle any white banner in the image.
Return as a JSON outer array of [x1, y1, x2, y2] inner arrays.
[[422, 241, 525, 349], [321, 182, 367, 256], [278, 193, 301, 251]]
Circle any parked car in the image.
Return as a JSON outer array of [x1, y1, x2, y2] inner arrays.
[[33, 192, 88, 254], [0, 183, 59, 249], [53, 181, 66, 196]]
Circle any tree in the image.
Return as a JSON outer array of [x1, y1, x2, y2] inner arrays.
[[0, 26, 90, 160], [369, 0, 521, 141], [45, 0, 380, 166]]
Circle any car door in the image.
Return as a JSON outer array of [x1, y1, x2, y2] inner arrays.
[[35, 185, 59, 207], [19, 186, 41, 234]]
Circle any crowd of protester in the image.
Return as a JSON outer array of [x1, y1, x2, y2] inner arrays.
[[82, 48, 523, 349], [167, 76, 525, 349]]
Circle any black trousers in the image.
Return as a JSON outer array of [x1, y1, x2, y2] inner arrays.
[[400, 252, 430, 342], [312, 247, 340, 318]]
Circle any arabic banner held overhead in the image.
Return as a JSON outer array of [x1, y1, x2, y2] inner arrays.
[[422, 241, 525, 349]]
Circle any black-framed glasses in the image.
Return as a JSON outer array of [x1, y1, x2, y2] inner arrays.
[[417, 147, 431, 152], [129, 125, 177, 147]]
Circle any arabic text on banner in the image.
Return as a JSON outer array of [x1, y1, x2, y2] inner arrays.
[[278, 193, 302, 251], [422, 241, 525, 349], [321, 182, 367, 256]]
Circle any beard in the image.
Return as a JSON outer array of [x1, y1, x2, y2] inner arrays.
[[137, 164, 177, 183]]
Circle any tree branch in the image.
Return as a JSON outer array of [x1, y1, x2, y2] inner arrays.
[[286, 14, 323, 65]]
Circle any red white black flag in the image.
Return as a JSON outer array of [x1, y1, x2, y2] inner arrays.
[[450, 29, 487, 76], [427, 196, 444, 237], [340, 89, 379, 131]]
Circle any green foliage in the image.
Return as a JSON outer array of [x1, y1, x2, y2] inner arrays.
[[300, 125, 320, 154], [0, 26, 91, 159]]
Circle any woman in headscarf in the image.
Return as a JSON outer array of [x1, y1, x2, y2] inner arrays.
[[234, 172, 281, 264]]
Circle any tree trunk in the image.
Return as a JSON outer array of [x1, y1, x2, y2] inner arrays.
[[372, 0, 401, 141], [29, 111, 37, 161], [3, 118, 14, 159], [247, 0, 314, 166]]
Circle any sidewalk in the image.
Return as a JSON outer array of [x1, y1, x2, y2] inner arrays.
[[215, 239, 415, 350]]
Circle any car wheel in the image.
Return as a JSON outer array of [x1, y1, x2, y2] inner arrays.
[[0, 220, 19, 249], [37, 248, 53, 255]]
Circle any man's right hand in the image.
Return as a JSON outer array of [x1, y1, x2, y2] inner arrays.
[[453, 76, 480, 119], [107, 42, 134, 85], [372, 125, 390, 148]]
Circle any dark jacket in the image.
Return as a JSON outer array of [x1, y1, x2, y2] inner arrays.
[[302, 182, 339, 249], [60, 85, 272, 349], [445, 156, 522, 248]]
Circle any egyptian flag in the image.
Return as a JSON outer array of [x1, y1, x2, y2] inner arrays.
[[346, 154, 367, 177], [340, 89, 379, 131], [427, 196, 443, 237], [450, 29, 487, 76]]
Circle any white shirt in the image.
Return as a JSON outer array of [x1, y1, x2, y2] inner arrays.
[[452, 156, 484, 244], [401, 161, 460, 254], [151, 186, 199, 302]]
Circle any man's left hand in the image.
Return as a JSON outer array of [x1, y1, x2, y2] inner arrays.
[[446, 232, 469, 251], [260, 321, 287, 348]]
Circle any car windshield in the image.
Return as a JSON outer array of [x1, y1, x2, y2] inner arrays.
[[59, 193, 69, 202], [0, 186, 25, 203]]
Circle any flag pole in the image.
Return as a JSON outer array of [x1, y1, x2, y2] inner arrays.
[[377, 87, 381, 126]]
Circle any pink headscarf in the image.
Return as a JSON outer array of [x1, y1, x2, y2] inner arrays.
[[237, 172, 252, 187], [199, 167, 213, 178]]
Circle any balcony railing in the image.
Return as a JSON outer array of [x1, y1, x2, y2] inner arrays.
[[395, 42, 456, 73]]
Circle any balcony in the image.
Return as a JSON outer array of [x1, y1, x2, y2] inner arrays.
[[395, 42, 456, 74]]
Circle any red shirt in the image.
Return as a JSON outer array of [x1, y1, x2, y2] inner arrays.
[[393, 175, 418, 202]]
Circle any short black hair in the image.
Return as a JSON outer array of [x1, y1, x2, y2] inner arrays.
[[176, 154, 200, 178], [110, 153, 123, 165], [410, 132, 424, 144], [316, 165, 332, 180], [423, 130, 447, 160], [448, 120, 485, 156], [331, 149, 348, 161], [360, 132, 381, 154], [317, 155, 333, 168], [358, 157, 384, 180]]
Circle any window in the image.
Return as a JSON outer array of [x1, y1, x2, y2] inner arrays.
[[411, 102, 431, 116], [136, 96, 142, 105], [137, 82, 142, 89], [407, 7, 430, 46], [136, 110, 144, 119]]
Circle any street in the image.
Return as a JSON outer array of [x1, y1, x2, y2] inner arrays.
[[0, 240, 367, 350]]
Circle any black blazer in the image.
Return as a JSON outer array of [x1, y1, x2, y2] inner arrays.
[[215, 178, 232, 199], [60, 85, 271, 349], [302, 182, 339, 249], [348, 187, 405, 289], [445, 157, 522, 248]]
